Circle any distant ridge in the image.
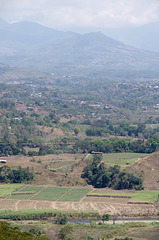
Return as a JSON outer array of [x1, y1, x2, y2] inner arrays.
[[0, 19, 159, 73]]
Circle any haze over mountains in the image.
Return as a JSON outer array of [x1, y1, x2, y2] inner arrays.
[[0, 18, 159, 74], [103, 22, 159, 53]]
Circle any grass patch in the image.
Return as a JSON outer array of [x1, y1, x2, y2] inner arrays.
[[31, 187, 71, 201], [24, 147, 39, 153], [0, 184, 24, 197], [89, 190, 159, 203], [102, 153, 147, 168], [18, 186, 44, 193], [6, 186, 45, 200], [59, 188, 92, 201], [48, 163, 74, 171], [130, 190, 159, 202]]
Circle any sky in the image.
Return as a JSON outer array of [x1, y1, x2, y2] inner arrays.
[[0, 0, 159, 31]]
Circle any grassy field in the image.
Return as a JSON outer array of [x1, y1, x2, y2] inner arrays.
[[1, 184, 158, 203], [5, 186, 92, 201], [0, 184, 24, 197], [102, 152, 147, 168], [7, 186, 45, 200], [31, 187, 71, 201], [18, 186, 45, 193], [59, 188, 92, 201], [89, 190, 159, 203]]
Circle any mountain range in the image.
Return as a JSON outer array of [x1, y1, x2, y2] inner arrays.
[[103, 22, 159, 53], [0, 18, 159, 74]]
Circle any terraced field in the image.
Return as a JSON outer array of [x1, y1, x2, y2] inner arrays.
[[0, 184, 24, 197], [0, 184, 158, 216], [6, 185, 92, 202]]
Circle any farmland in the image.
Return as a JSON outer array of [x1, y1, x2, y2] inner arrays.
[[0, 151, 158, 219], [59, 188, 91, 201], [31, 187, 71, 201], [7, 186, 92, 202], [0, 184, 24, 197], [4, 184, 158, 204], [102, 152, 148, 168], [88, 190, 159, 203]]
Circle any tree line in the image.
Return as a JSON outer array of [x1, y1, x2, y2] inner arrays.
[[82, 155, 143, 190], [0, 166, 34, 183], [74, 137, 158, 154]]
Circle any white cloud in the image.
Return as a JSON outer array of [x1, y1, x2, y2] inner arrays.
[[0, 0, 159, 29]]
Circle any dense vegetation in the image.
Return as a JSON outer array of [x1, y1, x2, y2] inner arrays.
[[0, 221, 49, 240], [1, 75, 159, 157], [82, 155, 143, 189], [0, 166, 34, 183], [74, 137, 159, 154], [0, 209, 99, 221]]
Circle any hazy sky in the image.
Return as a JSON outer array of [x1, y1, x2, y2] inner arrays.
[[0, 0, 159, 30]]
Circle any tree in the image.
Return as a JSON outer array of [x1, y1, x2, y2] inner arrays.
[[55, 214, 68, 225], [101, 214, 110, 223]]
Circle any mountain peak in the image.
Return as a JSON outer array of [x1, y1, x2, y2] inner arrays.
[[0, 20, 159, 73]]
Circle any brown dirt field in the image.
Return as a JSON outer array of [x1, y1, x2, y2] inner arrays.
[[82, 196, 129, 204], [129, 151, 159, 190], [0, 198, 158, 216]]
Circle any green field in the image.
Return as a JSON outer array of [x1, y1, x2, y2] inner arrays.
[[31, 187, 71, 201], [0, 184, 24, 197], [102, 152, 147, 168], [89, 190, 159, 203], [59, 188, 92, 201], [1, 184, 158, 203], [6, 187, 92, 201], [7, 186, 45, 200], [18, 186, 44, 193]]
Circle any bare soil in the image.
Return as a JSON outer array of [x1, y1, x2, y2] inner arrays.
[[0, 197, 158, 217], [128, 152, 159, 190]]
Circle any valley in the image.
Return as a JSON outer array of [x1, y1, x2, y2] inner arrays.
[[0, 18, 159, 240]]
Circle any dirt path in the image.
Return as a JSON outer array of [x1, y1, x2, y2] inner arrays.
[[15, 200, 21, 211], [84, 153, 90, 161]]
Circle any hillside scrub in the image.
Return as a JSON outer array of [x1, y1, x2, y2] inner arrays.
[[0, 221, 49, 240]]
